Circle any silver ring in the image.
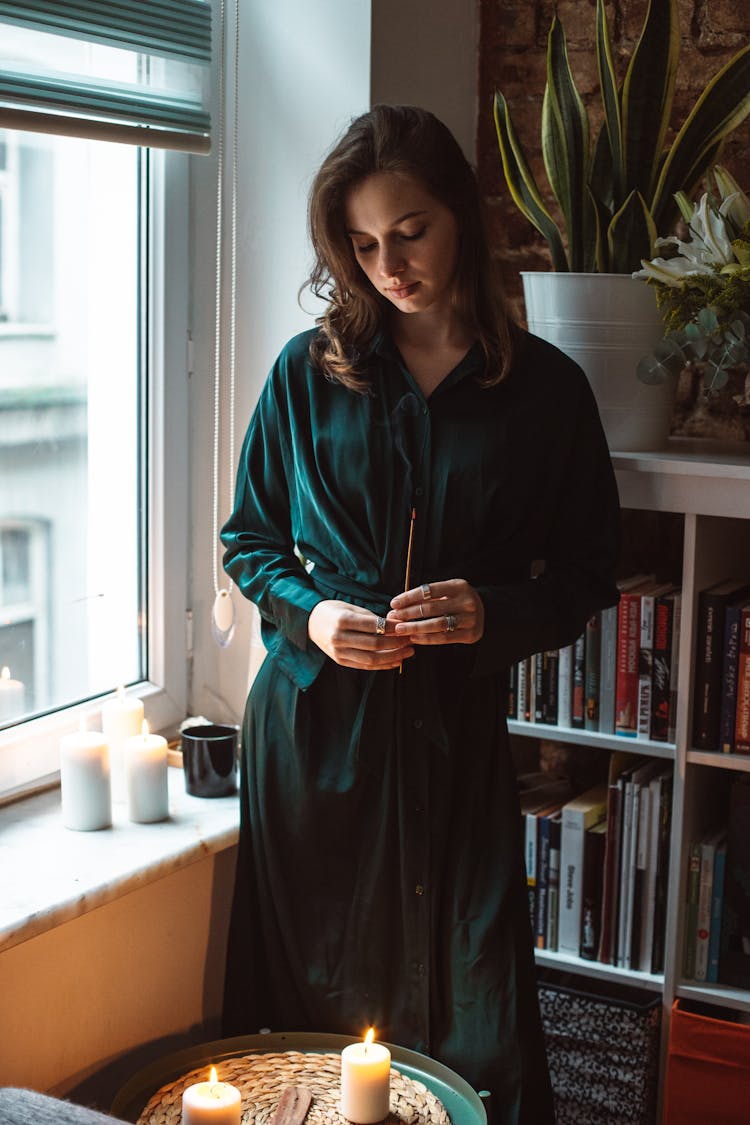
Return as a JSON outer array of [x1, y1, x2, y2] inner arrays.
[[444, 614, 458, 633], [419, 604, 425, 619], [375, 616, 386, 635], [421, 583, 432, 600]]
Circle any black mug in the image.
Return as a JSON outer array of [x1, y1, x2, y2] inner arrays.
[[181, 724, 238, 797]]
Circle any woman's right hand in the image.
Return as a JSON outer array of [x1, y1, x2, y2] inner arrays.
[[307, 600, 414, 670]]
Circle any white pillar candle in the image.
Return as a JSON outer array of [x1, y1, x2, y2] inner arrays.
[[124, 720, 168, 823], [101, 686, 144, 797], [182, 1067, 241, 1125], [0, 666, 25, 722], [341, 1029, 391, 1123], [60, 728, 112, 831]]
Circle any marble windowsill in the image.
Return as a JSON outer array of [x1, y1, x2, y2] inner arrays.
[[0, 765, 240, 955]]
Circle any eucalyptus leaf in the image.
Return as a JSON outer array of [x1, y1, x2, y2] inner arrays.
[[697, 306, 720, 333]]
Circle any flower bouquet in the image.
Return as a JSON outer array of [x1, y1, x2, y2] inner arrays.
[[634, 167, 750, 406]]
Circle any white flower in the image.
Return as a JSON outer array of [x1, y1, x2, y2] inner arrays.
[[691, 193, 735, 265], [715, 166, 750, 228], [633, 254, 713, 286]]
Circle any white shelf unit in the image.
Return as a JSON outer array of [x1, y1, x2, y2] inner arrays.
[[513, 444, 750, 1110]]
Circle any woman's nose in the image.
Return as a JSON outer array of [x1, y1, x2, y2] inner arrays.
[[378, 243, 405, 278]]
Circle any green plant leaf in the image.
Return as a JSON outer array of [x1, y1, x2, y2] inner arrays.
[[542, 15, 590, 271], [493, 90, 569, 270], [697, 306, 720, 334], [622, 0, 680, 201], [652, 43, 750, 227], [595, 0, 624, 201], [607, 190, 657, 273]]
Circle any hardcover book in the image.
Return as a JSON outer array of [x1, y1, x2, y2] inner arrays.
[[558, 784, 607, 956], [719, 596, 750, 753], [693, 579, 750, 752], [734, 606, 750, 754]]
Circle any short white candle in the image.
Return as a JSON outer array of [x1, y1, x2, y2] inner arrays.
[[101, 686, 144, 798], [341, 1029, 391, 1123], [0, 666, 25, 722], [124, 720, 168, 823], [182, 1066, 241, 1125], [60, 728, 112, 831]]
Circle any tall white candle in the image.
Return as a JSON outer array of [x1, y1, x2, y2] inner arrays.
[[341, 1029, 391, 1123], [101, 685, 144, 797], [0, 666, 25, 722], [60, 728, 112, 831], [182, 1067, 241, 1125], [124, 720, 168, 823]]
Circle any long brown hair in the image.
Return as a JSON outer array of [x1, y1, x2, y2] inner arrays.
[[305, 104, 516, 392]]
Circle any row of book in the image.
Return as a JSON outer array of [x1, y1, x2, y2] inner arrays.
[[692, 577, 750, 754], [508, 575, 681, 741], [521, 752, 673, 973], [683, 775, 750, 987]]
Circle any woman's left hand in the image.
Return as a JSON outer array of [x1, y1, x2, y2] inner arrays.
[[387, 578, 485, 645]]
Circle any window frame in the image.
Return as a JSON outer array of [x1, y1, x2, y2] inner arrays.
[[0, 145, 189, 801]]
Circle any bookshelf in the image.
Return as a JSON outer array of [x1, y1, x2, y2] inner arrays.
[[512, 445, 750, 1110]]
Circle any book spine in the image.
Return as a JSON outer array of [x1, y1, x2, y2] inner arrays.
[[597, 784, 621, 965], [525, 811, 538, 929], [639, 776, 662, 971], [616, 779, 634, 966], [516, 658, 529, 722], [631, 784, 651, 969], [507, 663, 517, 719], [683, 842, 702, 981], [535, 814, 552, 948], [735, 608, 750, 754], [651, 594, 674, 742], [533, 651, 544, 723], [559, 809, 586, 955], [707, 844, 727, 983], [693, 591, 728, 751], [615, 594, 641, 736], [651, 774, 673, 974], [571, 632, 585, 729], [584, 613, 601, 731], [668, 593, 682, 743], [581, 827, 606, 960], [694, 840, 716, 982], [599, 605, 618, 735], [637, 595, 656, 740], [622, 782, 641, 970], [541, 650, 559, 725], [546, 816, 561, 952], [720, 604, 743, 753], [557, 644, 573, 728]]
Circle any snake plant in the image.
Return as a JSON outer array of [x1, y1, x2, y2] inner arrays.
[[493, 0, 750, 274]]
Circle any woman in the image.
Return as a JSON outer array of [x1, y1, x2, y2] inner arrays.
[[221, 105, 620, 1124]]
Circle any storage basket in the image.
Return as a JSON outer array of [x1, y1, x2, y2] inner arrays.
[[537, 974, 661, 1124], [663, 998, 750, 1124]]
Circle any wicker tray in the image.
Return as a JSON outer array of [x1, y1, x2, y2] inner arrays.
[[137, 1051, 450, 1125]]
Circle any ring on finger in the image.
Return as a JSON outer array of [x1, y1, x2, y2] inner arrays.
[[419, 604, 425, 619], [375, 616, 387, 635], [421, 583, 432, 601], [444, 614, 458, 633]]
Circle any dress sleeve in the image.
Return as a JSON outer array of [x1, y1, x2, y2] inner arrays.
[[471, 372, 621, 676], [221, 352, 326, 690]]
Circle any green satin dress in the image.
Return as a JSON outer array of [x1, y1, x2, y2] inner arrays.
[[221, 327, 620, 1125]]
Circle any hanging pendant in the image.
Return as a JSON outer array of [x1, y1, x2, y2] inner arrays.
[[212, 588, 236, 648]]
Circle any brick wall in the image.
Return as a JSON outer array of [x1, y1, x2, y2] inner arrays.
[[477, 0, 750, 314]]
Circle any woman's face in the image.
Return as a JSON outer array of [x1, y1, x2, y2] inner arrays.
[[343, 171, 460, 320]]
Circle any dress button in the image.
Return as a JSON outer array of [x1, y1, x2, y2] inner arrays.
[[415, 883, 425, 896], [415, 485, 424, 497], [413, 718, 423, 729], [422, 406, 428, 416]]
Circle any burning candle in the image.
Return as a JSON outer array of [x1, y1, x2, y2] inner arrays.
[[341, 1029, 391, 1123], [124, 720, 168, 823], [0, 665, 25, 722], [60, 724, 112, 831], [182, 1065, 241, 1124], [101, 686, 144, 794]]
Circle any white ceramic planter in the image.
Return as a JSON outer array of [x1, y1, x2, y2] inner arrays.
[[521, 272, 675, 452]]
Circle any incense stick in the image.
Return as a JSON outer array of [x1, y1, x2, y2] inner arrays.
[[400, 507, 417, 674]]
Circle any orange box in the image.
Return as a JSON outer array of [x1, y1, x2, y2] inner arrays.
[[663, 999, 750, 1124]]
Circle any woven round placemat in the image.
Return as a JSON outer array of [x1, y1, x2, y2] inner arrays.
[[136, 1050, 451, 1125]]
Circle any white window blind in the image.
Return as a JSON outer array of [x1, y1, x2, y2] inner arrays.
[[0, 1, 212, 152]]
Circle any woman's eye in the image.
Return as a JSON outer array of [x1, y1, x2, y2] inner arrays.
[[355, 242, 376, 254], [401, 227, 426, 242]]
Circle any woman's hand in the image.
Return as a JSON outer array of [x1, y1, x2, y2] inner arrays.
[[308, 599, 415, 670], [387, 579, 485, 645]]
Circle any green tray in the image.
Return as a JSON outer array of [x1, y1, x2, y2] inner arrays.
[[110, 1032, 486, 1125]]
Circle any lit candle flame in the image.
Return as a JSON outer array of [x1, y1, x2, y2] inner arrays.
[[209, 1065, 218, 1083], [116, 684, 126, 701], [142, 718, 150, 738], [364, 1028, 375, 1053], [1, 667, 9, 680]]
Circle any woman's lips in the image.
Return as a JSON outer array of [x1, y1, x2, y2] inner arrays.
[[386, 282, 419, 299]]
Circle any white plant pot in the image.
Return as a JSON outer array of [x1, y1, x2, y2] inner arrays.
[[521, 272, 675, 452]]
